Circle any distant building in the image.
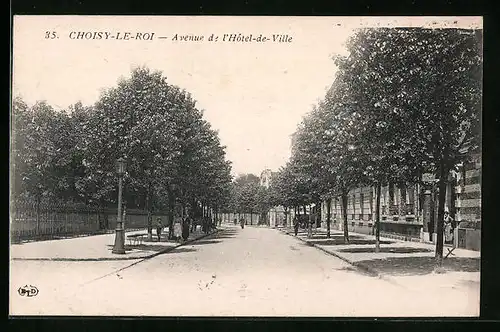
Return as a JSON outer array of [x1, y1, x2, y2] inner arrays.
[[260, 169, 273, 188], [259, 168, 286, 227]]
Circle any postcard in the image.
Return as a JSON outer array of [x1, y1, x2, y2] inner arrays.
[[10, 15, 482, 317]]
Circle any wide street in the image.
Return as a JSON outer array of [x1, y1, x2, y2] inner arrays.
[[10, 225, 479, 317]]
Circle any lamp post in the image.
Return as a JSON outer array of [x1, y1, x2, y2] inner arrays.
[[112, 157, 126, 254]]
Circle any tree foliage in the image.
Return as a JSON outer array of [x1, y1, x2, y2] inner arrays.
[[11, 67, 233, 232], [278, 28, 482, 252]]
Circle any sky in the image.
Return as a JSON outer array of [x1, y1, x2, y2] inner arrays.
[[12, 16, 482, 177]]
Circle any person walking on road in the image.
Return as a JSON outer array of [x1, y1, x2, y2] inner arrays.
[[202, 216, 209, 234], [182, 214, 191, 242], [156, 217, 163, 242], [444, 210, 454, 245], [293, 216, 299, 236], [191, 217, 197, 232], [240, 218, 245, 229]]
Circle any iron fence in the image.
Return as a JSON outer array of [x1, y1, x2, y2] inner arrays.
[[10, 199, 103, 242]]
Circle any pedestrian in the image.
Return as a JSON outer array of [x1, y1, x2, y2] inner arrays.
[[293, 216, 299, 236], [233, 218, 237, 225], [240, 218, 245, 229], [191, 217, 197, 232], [156, 217, 163, 242], [444, 211, 454, 245], [203, 216, 208, 234], [182, 215, 191, 242]]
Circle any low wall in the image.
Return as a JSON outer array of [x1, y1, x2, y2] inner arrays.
[[106, 210, 174, 230], [329, 219, 480, 251], [326, 219, 422, 237]]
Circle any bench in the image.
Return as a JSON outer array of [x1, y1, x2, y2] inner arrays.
[[127, 233, 148, 246]]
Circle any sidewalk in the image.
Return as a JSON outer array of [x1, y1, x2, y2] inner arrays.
[[278, 226, 480, 278], [10, 224, 219, 261]]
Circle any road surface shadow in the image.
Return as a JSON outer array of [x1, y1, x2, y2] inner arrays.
[[213, 233, 237, 237], [142, 232, 207, 243], [214, 230, 238, 237], [358, 256, 481, 276], [165, 247, 198, 254], [338, 247, 432, 254], [306, 239, 394, 246], [307, 234, 364, 240], [189, 239, 222, 245], [106, 243, 194, 253], [209, 229, 239, 239]]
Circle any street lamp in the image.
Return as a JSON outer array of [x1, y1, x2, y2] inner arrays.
[[112, 157, 127, 254]]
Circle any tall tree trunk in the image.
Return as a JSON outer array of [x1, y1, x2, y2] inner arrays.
[[250, 210, 253, 225], [388, 182, 395, 215], [341, 192, 350, 243], [146, 183, 153, 240], [375, 182, 382, 252], [284, 206, 288, 227], [201, 202, 206, 233], [182, 202, 187, 219], [435, 162, 449, 268], [167, 184, 175, 240], [307, 205, 313, 238], [215, 205, 219, 226], [326, 198, 332, 238]]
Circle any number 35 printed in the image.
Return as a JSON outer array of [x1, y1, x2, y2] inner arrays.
[[45, 31, 58, 39]]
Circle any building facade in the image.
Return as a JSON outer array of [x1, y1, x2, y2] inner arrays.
[[318, 155, 481, 251]]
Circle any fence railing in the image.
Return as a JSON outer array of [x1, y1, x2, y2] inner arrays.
[[10, 200, 173, 242], [10, 200, 103, 242]]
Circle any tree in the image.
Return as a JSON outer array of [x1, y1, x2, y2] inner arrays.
[[232, 174, 260, 224], [296, 95, 367, 243], [332, 28, 482, 263], [11, 67, 233, 240], [255, 185, 272, 225], [290, 108, 330, 237], [82, 67, 182, 238], [12, 100, 60, 202], [268, 170, 285, 225], [330, 30, 427, 251], [81, 66, 233, 238]]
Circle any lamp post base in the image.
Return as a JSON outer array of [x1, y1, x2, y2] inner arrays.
[[112, 228, 126, 254]]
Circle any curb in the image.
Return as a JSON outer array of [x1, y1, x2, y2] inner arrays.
[[278, 228, 384, 279], [11, 229, 221, 262]]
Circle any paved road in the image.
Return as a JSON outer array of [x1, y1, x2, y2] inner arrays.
[[10, 225, 479, 316]]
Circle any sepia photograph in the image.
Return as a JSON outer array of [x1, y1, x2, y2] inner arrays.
[[10, 15, 482, 317]]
